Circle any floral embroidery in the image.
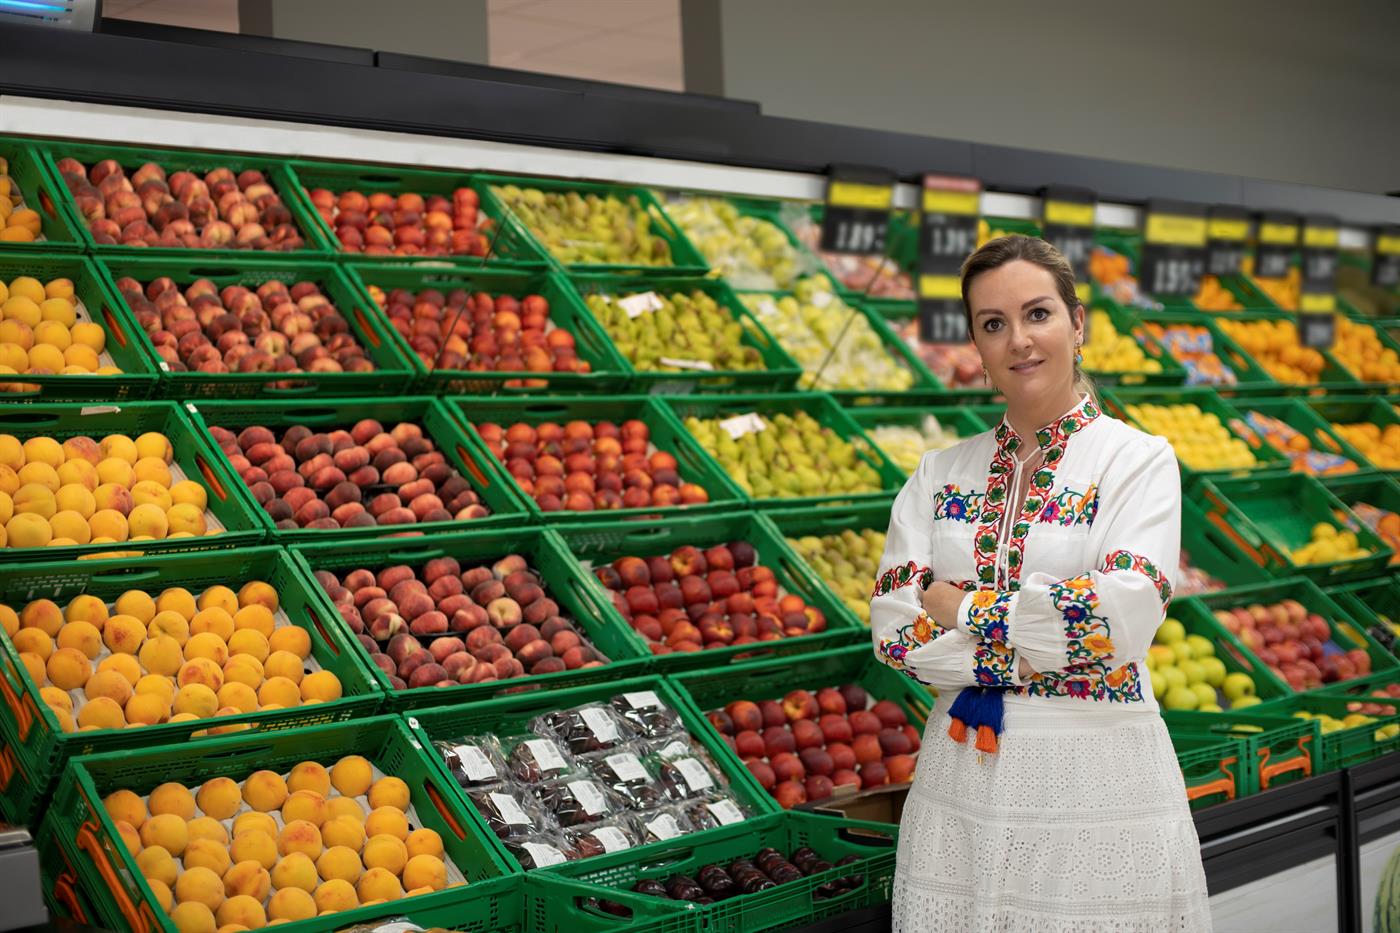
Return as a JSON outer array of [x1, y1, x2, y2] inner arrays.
[[871, 561, 934, 599], [1101, 549, 1173, 607], [972, 638, 1015, 686], [1017, 572, 1143, 702], [964, 589, 1013, 642], [1023, 662, 1143, 702], [1036, 484, 1099, 527], [877, 611, 948, 685], [932, 484, 984, 523]]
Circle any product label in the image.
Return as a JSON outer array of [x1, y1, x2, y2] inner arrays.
[[623, 690, 663, 709], [579, 707, 620, 744], [524, 739, 567, 773], [645, 813, 683, 841], [452, 744, 496, 782], [592, 826, 634, 853], [707, 798, 746, 826], [369, 923, 426, 933], [656, 739, 691, 760], [522, 842, 567, 867], [674, 757, 715, 793], [719, 412, 767, 440], [605, 752, 648, 783], [619, 291, 665, 318], [570, 780, 609, 816], [490, 792, 532, 827], [659, 357, 715, 371]]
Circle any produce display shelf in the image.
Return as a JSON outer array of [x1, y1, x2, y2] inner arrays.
[[341, 262, 634, 395], [1236, 396, 1377, 478], [1324, 571, 1400, 659], [658, 391, 905, 509], [0, 400, 266, 562], [874, 308, 998, 399], [35, 140, 328, 261], [0, 546, 381, 824], [1205, 309, 1363, 397], [444, 393, 743, 523], [1333, 297, 1400, 396], [0, 135, 85, 251], [0, 252, 160, 401], [1249, 690, 1400, 773], [1170, 731, 1246, 810], [549, 810, 898, 933], [289, 525, 653, 712], [1084, 299, 1190, 387], [568, 272, 803, 395], [1199, 473, 1395, 582], [654, 192, 825, 295], [1164, 707, 1320, 798], [1177, 494, 1276, 598], [1166, 596, 1294, 706], [844, 405, 992, 479], [186, 395, 529, 540], [46, 715, 511, 933], [1134, 307, 1279, 397], [97, 255, 417, 399], [1306, 397, 1400, 477], [553, 509, 861, 674], [476, 173, 708, 275], [282, 157, 549, 266]]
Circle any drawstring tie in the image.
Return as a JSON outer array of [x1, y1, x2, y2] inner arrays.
[[947, 686, 1006, 753]]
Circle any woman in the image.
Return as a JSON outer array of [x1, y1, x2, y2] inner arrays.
[[871, 235, 1211, 932]]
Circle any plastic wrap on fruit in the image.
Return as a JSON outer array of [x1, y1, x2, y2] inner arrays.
[[505, 832, 579, 869], [504, 734, 576, 784], [533, 703, 634, 755], [535, 776, 622, 827], [467, 784, 553, 839], [682, 795, 749, 831], [565, 818, 644, 859], [609, 689, 684, 738], [636, 805, 694, 844], [655, 753, 723, 801], [334, 920, 467, 933], [584, 746, 668, 810], [435, 735, 508, 789]]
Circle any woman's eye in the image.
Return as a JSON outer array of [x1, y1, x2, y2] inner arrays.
[[1029, 308, 1050, 321], [983, 319, 1002, 332]]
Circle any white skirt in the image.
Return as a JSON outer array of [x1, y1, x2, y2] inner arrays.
[[892, 698, 1213, 933]]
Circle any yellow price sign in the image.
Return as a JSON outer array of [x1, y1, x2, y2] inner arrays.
[[1258, 222, 1298, 245], [921, 189, 979, 216], [827, 181, 893, 210], [919, 274, 961, 301], [1303, 226, 1339, 249], [1044, 200, 1094, 227], [1145, 214, 1207, 247], [1208, 218, 1250, 242]]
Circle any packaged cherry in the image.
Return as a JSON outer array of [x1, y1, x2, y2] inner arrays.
[[535, 776, 623, 828], [533, 703, 634, 756], [504, 734, 577, 784], [634, 805, 693, 845], [655, 752, 724, 801], [584, 746, 668, 810], [609, 688, 685, 738], [467, 785, 552, 840], [565, 819, 644, 859], [435, 735, 509, 789], [505, 833, 579, 870], [683, 795, 749, 832]]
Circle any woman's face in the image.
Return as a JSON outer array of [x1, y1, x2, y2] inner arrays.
[[965, 259, 1083, 403]]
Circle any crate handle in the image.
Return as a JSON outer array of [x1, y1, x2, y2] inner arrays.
[[421, 777, 468, 841], [75, 820, 158, 933], [0, 409, 61, 427], [352, 307, 382, 349], [100, 304, 130, 350], [0, 654, 34, 739], [277, 407, 340, 425], [88, 567, 163, 584], [0, 377, 38, 397], [1183, 754, 1237, 802], [38, 186, 58, 221], [1258, 736, 1313, 789], [836, 825, 896, 847], [194, 452, 230, 503], [384, 547, 445, 564], [0, 743, 14, 791], [570, 894, 638, 924], [305, 605, 341, 659], [264, 382, 322, 396], [453, 445, 491, 490], [1205, 512, 1266, 567], [52, 870, 88, 924]]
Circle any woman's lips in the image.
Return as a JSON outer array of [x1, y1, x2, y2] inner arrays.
[[1009, 359, 1043, 373]]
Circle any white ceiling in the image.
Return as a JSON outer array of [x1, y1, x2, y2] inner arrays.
[[100, 0, 684, 92]]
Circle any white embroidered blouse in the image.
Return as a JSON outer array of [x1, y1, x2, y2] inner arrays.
[[870, 395, 1181, 710]]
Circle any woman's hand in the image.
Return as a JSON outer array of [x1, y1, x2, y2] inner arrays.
[[919, 581, 968, 630]]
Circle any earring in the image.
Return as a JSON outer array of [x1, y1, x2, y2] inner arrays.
[[981, 365, 990, 384], [1075, 347, 1083, 365]]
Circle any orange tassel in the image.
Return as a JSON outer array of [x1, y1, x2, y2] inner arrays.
[[947, 717, 967, 743], [975, 724, 998, 754]]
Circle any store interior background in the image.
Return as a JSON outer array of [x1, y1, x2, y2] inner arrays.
[[98, 0, 1400, 196]]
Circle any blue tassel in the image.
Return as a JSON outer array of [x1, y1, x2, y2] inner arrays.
[[946, 686, 1006, 754]]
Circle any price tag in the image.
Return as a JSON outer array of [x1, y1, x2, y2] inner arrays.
[[916, 272, 968, 344], [644, 813, 683, 841], [1139, 199, 1206, 296], [659, 357, 715, 371], [592, 826, 634, 853], [605, 752, 649, 783], [674, 757, 715, 793], [1372, 226, 1400, 288], [655, 739, 691, 760], [618, 291, 665, 318], [524, 739, 566, 773], [820, 164, 895, 255], [522, 842, 567, 867], [1254, 211, 1298, 279], [1298, 215, 1339, 350], [489, 792, 532, 827], [623, 690, 663, 709], [706, 798, 746, 826], [452, 744, 497, 783], [719, 412, 766, 440], [1040, 185, 1096, 289], [1206, 206, 1251, 277], [918, 174, 981, 273], [569, 780, 609, 816], [579, 707, 620, 744]]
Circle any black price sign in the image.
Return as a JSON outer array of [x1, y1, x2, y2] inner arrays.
[[1207, 207, 1251, 277], [1254, 211, 1298, 279], [1373, 226, 1400, 289], [820, 165, 895, 255], [916, 274, 969, 344], [916, 174, 979, 344], [1298, 305, 1337, 350], [1297, 215, 1339, 350], [1139, 199, 1206, 296], [1040, 186, 1096, 305]]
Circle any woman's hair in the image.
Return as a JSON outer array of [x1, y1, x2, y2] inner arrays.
[[959, 234, 1096, 401]]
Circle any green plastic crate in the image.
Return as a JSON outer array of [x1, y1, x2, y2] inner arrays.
[[0, 136, 84, 251], [1162, 597, 1293, 707], [553, 509, 860, 674], [290, 526, 652, 712], [569, 272, 803, 395], [1206, 309, 1363, 397], [654, 192, 826, 294], [1169, 732, 1245, 810], [846, 405, 992, 478], [1334, 297, 1400, 395], [187, 395, 529, 540], [1307, 397, 1400, 476], [550, 810, 898, 933], [1199, 473, 1395, 581], [477, 174, 708, 274], [659, 392, 905, 508], [1237, 396, 1376, 478], [0, 253, 159, 400], [1101, 385, 1293, 490], [1135, 308, 1279, 396], [445, 394, 744, 523], [876, 310, 998, 398], [283, 158, 549, 265], [0, 546, 381, 824], [1163, 707, 1320, 798], [790, 201, 920, 320], [1187, 578, 1399, 696], [1082, 301, 1188, 387], [0, 400, 265, 562], [761, 498, 896, 631], [97, 255, 416, 399], [39, 140, 326, 260], [37, 829, 102, 926], [404, 675, 778, 873], [1176, 495, 1273, 597], [342, 262, 632, 395], [1246, 691, 1400, 773], [1325, 571, 1400, 658], [671, 645, 933, 811], [46, 716, 511, 933]]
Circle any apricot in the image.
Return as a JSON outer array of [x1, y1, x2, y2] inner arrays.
[[233, 811, 278, 840], [299, 670, 342, 702], [198, 585, 239, 616], [175, 865, 226, 911], [196, 776, 243, 820], [229, 831, 278, 871], [125, 692, 170, 726], [257, 676, 300, 708], [269, 852, 318, 894], [190, 607, 235, 641], [185, 631, 230, 665], [101, 614, 146, 654], [138, 634, 184, 676], [179, 657, 225, 693], [187, 817, 230, 847], [173, 683, 219, 718], [169, 902, 215, 933], [56, 620, 103, 658], [49, 510, 91, 543], [88, 508, 129, 541], [223, 655, 264, 690], [22, 436, 63, 469], [64, 594, 108, 630], [18, 652, 46, 686], [97, 652, 142, 686], [313, 878, 358, 915], [402, 853, 447, 892], [227, 628, 269, 663], [103, 787, 147, 827], [136, 845, 179, 887], [185, 838, 232, 876], [55, 484, 96, 518], [325, 797, 366, 824], [215, 895, 265, 931], [282, 789, 328, 827], [217, 681, 258, 714], [95, 458, 134, 488], [242, 769, 289, 812], [93, 482, 134, 515], [167, 503, 207, 537], [267, 624, 311, 657], [262, 650, 303, 683], [355, 866, 403, 904], [7, 512, 52, 547], [149, 610, 191, 645], [330, 754, 374, 797], [40, 685, 72, 713], [0, 604, 16, 637], [131, 480, 173, 511], [267, 887, 316, 922], [222, 861, 271, 901], [46, 647, 92, 690], [148, 781, 196, 819], [57, 459, 99, 491], [361, 834, 408, 874], [135, 432, 172, 463], [232, 604, 274, 639], [18, 462, 60, 493], [127, 503, 169, 538], [114, 819, 141, 856], [12, 627, 53, 660], [99, 434, 138, 464], [320, 815, 365, 852], [77, 695, 126, 729], [365, 806, 409, 841], [135, 673, 176, 702], [13, 484, 55, 518], [140, 812, 188, 856], [276, 819, 323, 860], [71, 323, 105, 353]]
